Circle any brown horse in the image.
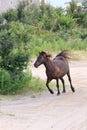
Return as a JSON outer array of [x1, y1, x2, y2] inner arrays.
[[34, 50, 75, 95]]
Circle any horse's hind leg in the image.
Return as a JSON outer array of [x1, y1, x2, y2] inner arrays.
[[60, 77, 66, 93], [46, 78, 54, 94], [67, 71, 75, 92]]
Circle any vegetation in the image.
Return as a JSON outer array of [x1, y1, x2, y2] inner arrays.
[[0, 0, 87, 94]]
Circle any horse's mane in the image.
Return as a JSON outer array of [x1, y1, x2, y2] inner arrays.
[[40, 51, 52, 58]]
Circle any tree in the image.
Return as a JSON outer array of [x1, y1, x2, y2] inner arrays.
[[82, 0, 87, 6], [67, 0, 77, 16]]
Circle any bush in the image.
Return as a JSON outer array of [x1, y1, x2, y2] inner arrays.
[[2, 9, 18, 22], [22, 4, 41, 25], [0, 69, 11, 94], [56, 15, 76, 31], [0, 21, 31, 94], [0, 69, 32, 94], [0, 15, 4, 24], [82, 13, 87, 27]]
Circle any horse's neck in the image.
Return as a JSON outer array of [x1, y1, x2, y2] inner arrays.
[[44, 58, 53, 71]]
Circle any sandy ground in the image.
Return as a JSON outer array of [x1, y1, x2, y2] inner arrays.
[[0, 60, 87, 130]]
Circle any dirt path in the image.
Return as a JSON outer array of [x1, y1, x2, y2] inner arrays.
[[0, 60, 87, 130]]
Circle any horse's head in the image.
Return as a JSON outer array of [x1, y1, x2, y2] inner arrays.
[[34, 51, 51, 68]]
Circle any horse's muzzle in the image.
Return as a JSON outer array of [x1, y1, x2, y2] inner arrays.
[[34, 63, 38, 68]]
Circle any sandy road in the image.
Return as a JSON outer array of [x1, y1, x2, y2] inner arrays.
[[0, 60, 87, 130]]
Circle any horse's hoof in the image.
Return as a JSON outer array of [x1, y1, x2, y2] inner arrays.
[[62, 90, 66, 93], [50, 90, 54, 94], [57, 92, 60, 96], [72, 87, 75, 92]]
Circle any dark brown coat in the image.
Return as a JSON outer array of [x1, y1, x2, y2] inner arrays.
[[34, 50, 75, 95]]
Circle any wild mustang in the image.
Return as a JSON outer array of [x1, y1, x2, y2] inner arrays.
[[34, 50, 75, 95]]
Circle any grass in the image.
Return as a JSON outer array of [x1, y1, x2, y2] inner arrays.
[[19, 76, 60, 96], [22, 77, 66, 95], [19, 77, 46, 96], [31, 40, 87, 57], [0, 111, 15, 117], [72, 50, 87, 60]]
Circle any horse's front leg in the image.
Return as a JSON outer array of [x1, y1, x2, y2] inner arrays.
[[56, 79, 60, 95], [46, 78, 54, 94]]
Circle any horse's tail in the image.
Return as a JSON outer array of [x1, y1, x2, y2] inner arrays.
[[55, 50, 72, 60]]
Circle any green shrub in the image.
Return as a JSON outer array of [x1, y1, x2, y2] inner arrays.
[[28, 77, 46, 92], [17, 0, 28, 22], [0, 21, 31, 94], [82, 13, 87, 28], [56, 15, 76, 31], [0, 69, 11, 94], [3, 9, 18, 22], [0, 15, 4, 24], [0, 69, 32, 94]]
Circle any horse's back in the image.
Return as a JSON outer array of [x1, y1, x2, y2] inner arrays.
[[53, 56, 69, 74]]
